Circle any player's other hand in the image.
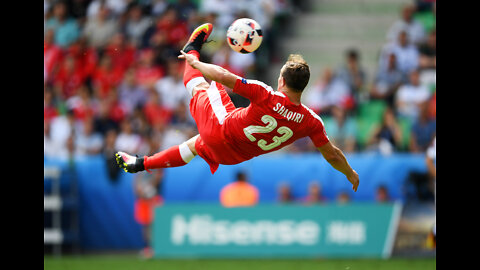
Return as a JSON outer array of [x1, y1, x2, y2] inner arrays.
[[347, 170, 359, 192], [178, 50, 198, 68]]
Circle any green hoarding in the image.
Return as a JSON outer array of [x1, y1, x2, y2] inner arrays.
[[152, 203, 402, 258]]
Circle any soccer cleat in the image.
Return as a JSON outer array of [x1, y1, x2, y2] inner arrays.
[[115, 151, 145, 173], [182, 23, 213, 53]]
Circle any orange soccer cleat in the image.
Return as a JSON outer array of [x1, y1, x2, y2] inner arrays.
[[182, 23, 213, 53]]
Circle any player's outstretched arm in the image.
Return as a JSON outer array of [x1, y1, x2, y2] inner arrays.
[[317, 141, 359, 192], [178, 50, 239, 89]]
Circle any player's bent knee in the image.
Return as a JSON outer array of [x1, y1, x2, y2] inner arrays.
[[185, 135, 200, 156]]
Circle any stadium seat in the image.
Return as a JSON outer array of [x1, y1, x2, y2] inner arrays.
[[355, 100, 387, 148], [398, 117, 412, 150]]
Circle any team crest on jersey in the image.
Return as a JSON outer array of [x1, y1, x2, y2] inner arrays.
[[241, 78, 247, 84]]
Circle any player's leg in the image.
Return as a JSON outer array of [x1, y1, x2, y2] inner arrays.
[[182, 23, 213, 97], [115, 135, 199, 173]]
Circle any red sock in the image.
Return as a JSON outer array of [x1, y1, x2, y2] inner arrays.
[[183, 50, 203, 87], [143, 145, 187, 171]]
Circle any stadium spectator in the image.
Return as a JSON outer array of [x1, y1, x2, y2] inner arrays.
[[92, 54, 124, 99], [154, 58, 190, 111], [130, 106, 151, 137], [103, 128, 121, 181], [87, 0, 129, 19], [67, 36, 98, 84], [409, 102, 436, 153], [75, 117, 104, 156], [375, 185, 391, 203], [104, 33, 137, 78], [105, 89, 128, 124], [220, 172, 259, 207], [92, 98, 119, 135], [124, 4, 152, 48], [159, 126, 191, 151], [160, 102, 197, 149], [199, 0, 236, 30], [53, 54, 86, 99], [83, 4, 119, 49], [336, 48, 367, 104], [386, 4, 426, 45], [150, 0, 170, 17], [44, 29, 63, 84], [370, 53, 405, 107], [155, 6, 190, 48], [395, 69, 431, 122], [324, 106, 357, 153], [303, 181, 327, 204], [336, 191, 351, 204], [277, 182, 294, 203], [304, 68, 354, 115], [414, 1, 436, 33], [118, 68, 149, 115], [380, 30, 419, 78], [145, 28, 179, 67], [158, 102, 197, 151], [142, 89, 172, 127], [66, 84, 97, 122], [45, 1, 81, 48], [133, 168, 164, 259], [44, 87, 59, 124], [135, 49, 165, 88], [49, 109, 82, 148], [115, 118, 143, 154], [44, 120, 62, 159], [418, 28, 436, 70], [367, 106, 403, 153], [199, 12, 224, 58], [426, 136, 436, 181], [172, 0, 198, 22]]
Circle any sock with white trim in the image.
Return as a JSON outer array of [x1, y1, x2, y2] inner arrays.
[[143, 142, 195, 171], [183, 50, 206, 97]]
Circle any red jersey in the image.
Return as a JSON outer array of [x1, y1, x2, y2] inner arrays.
[[223, 78, 329, 160], [192, 78, 329, 173]]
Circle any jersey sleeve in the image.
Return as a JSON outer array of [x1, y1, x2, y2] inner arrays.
[[309, 123, 330, 148], [303, 106, 330, 147], [233, 78, 274, 104]]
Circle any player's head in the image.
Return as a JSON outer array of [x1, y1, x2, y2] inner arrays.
[[279, 54, 310, 93], [235, 171, 247, 182]]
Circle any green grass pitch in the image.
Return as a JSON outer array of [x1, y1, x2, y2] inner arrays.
[[44, 255, 435, 270]]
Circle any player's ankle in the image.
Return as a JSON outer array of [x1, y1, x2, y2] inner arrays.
[[136, 157, 146, 172]]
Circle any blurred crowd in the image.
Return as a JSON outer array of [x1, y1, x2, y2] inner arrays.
[[297, 1, 436, 155], [44, 0, 436, 164], [44, 0, 291, 164]]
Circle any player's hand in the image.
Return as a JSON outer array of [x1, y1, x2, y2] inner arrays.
[[178, 50, 198, 68], [347, 170, 359, 192]]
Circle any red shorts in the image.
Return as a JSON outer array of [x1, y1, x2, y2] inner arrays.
[[189, 81, 245, 174], [134, 195, 162, 225]]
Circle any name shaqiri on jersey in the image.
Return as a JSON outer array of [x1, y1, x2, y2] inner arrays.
[[272, 102, 305, 123]]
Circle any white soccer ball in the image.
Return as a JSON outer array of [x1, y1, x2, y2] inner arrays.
[[226, 18, 263, 54]]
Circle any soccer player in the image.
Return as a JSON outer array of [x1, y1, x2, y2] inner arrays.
[[116, 23, 360, 192]]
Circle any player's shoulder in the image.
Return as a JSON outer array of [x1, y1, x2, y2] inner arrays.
[[241, 78, 274, 92], [300, 103, 326, 125]]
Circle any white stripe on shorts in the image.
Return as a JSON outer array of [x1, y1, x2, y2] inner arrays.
[[185, 77, 207, 97], [206, 82, 228, 125]]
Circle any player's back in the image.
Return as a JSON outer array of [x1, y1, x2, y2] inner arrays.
[[222, 78, 330, 163]]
